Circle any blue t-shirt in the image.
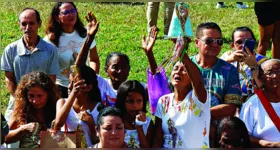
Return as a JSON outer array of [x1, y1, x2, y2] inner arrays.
[[1, 37, 59, 83], [191, 56, 241, 107]]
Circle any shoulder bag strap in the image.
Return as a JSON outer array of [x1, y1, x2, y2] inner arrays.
[[255, 89, 280, 132]]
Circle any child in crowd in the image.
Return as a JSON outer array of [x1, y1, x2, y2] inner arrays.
[[115, 80, 153, 148], [55, 65, 102, 147], [215, 116, 251, 148]]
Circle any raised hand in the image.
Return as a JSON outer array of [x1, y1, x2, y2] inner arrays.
[[243, 47, 257, 67], [136, 111, 147, 122], [69, 74, 88, 96], [142, 26, 158, 53], [85, 11, 100, 38]]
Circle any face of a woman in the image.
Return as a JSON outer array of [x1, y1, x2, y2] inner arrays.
[[232, 31, 253, 51], [261, 60, 280, 90], [125, 92, 144, 117], [97, 116, 125, 148], [170, 61, 190, 88], [27, 86, 48, 109], [106, 55, 130, 86], [57, 3, 77, 28]]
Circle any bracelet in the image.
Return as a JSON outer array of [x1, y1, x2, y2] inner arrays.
[[135, 119, 147, 126], [250, 65, 259, 71]]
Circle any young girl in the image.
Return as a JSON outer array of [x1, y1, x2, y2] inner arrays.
[[54, 65, 102, 147], [215, 117, 251, 148], [115, 80, 153, 148]]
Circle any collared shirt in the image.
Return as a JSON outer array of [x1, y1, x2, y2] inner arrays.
[[1, 36, 59, 83]]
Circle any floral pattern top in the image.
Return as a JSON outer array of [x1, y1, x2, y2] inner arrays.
[[155, 91, 210, 148]]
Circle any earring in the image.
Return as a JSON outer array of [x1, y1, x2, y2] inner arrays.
[[96, 133, 99, 137]]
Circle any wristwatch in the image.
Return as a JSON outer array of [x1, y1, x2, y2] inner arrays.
[[250, 64, 259, 71]]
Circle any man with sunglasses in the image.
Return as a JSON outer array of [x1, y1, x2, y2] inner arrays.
[[1, 8, 59, 128], [220, 27, 268, 103], [190, 22, 241, 147]]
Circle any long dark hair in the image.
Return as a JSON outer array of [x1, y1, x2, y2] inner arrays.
[[45, 2, 86, 47], [78, 65, 102, 103], [115, 80, 147, 114], [13, 72, 60, 128]]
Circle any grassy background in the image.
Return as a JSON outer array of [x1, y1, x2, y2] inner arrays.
[[0, 2, 272, 114]]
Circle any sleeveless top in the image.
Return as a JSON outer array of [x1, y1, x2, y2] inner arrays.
[[61, 102, 100, 147]]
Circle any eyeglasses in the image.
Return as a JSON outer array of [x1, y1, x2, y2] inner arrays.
[[234, 38, 254, 46], [125, 99, 142, 104], [60, 8, 77, 16], [263, 69, 280, 77], [199, 38, 224, 46]]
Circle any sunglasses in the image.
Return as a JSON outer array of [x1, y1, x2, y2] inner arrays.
[[60, 8, 77, 16], [234, 38, 254, 46], [199, 38, 224, 46]]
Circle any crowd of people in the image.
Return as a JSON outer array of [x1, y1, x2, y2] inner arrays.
[[1, 2, 280, 148]]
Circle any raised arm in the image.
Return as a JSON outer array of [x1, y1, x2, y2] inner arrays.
[[87, 12, 100, 74], [243, 48, 264, 88], [54, 75, 87, 129], [75, 11, 99, 67], [181, 39, 207, 103], [142, 26, 158, 75], [89, 46, 100, 74]]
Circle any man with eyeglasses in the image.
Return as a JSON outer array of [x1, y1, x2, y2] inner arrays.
[[1, 8, 59, 133], [220, 27, 268, 103], [190, 22, 241, 147]]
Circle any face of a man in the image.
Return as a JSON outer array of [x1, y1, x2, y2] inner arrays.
[[195, 28, 223, 58], [231, 31, 253, 51], [18, 9, 41, 39]]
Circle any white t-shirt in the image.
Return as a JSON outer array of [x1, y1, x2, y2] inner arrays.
[[61, 102, 100, 147], [124, 117, 152, 148], [44, 30, 96, 87], [155, 91, 210, 148], [239, 94, 280, 142], [97, 75, 146, 106]]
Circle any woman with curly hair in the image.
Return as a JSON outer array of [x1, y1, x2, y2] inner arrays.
[[44, 2, 99, 98], [5, 71, 60, 148]]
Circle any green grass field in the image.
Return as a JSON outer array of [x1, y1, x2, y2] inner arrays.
[[0, 2, 272, 114]]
